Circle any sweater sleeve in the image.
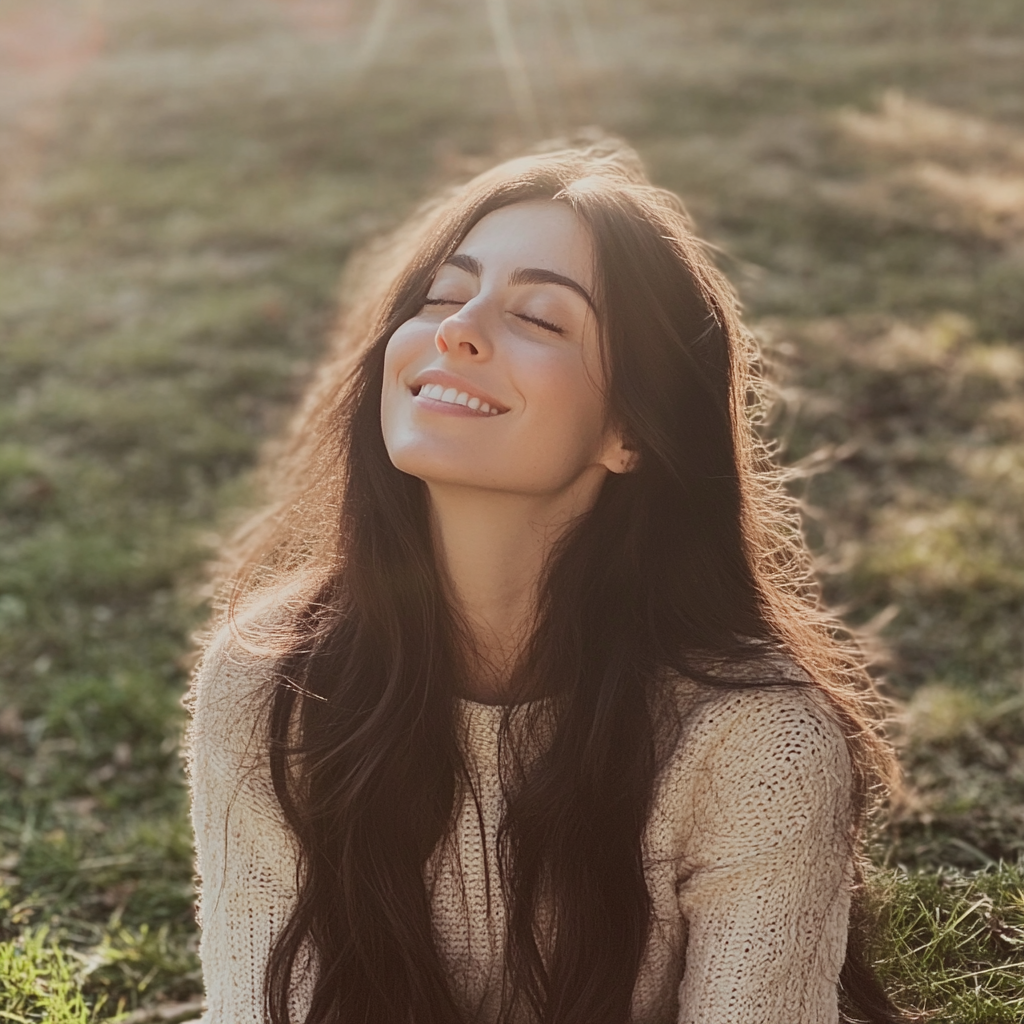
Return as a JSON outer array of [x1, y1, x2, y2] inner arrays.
[[186, 621, 311, 1023], [671, 686, 855, 1024]]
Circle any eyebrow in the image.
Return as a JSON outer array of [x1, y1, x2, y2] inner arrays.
[[443, 253, 596, 312]]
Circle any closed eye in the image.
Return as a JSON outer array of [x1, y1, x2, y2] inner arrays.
[[515, 313, 565, 336], [425, 298, 564, 336]]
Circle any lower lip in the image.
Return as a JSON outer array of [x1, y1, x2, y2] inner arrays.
[[412, 393, 504, 418]]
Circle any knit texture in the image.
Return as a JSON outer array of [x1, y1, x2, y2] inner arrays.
[[187, 621, 855, 1024]]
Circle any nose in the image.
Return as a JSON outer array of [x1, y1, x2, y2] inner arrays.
[[435, 305, 491, 359]]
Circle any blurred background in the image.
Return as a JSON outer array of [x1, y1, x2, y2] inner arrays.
[[0, 0, 1022, 1019]]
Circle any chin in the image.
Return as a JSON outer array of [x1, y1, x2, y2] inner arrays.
[[386, 442, 494, 489]]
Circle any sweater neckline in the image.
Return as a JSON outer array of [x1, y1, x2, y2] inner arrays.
[[455, 696, 554, 763]]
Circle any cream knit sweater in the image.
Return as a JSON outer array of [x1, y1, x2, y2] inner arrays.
[[188, 619, 855, 1024]]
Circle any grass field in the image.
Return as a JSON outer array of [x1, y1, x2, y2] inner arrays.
[[0, 0, 1022, 1019]]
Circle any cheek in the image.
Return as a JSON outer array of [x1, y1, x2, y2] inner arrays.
[[383, 321, 424, 382], [520, 346, 608, 444], [380, 327, 417, 446], [381, 321, 428, 403]]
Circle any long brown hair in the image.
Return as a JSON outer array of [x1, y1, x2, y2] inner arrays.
[[216, 137, 901, 1023]]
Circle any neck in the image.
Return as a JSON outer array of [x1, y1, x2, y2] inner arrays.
[[428, 470, 606, 703]]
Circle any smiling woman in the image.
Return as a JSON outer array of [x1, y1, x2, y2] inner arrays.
[[381, 201, 638, 695], [186, 137, 905, 1024]]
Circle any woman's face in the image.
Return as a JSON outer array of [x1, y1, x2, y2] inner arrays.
[[381, 200, 632, 498]]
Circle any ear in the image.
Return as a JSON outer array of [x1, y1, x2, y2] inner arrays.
[[598, 428, 640, 475]]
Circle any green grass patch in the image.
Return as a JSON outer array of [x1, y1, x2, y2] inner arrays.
[[871, 864, 1024, 1022], [0, 927, 95, 1024]]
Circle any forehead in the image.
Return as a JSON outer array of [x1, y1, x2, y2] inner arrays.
[[454, 201, 595, 291]]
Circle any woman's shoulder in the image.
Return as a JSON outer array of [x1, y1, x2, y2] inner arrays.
[[655, 664, 854, 838], [190, 598, 286, 701], [189, 580, 313, 696], [673, 670, 844, 747], [663, 650, 843, 745], [185, 586, 308, 766]]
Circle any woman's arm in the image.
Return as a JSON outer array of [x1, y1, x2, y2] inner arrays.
[[671, 686, 855, 1024], [186, 622, 308, 1023]]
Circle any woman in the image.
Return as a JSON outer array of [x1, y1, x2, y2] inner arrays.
[[187, 137, 902, 1024]]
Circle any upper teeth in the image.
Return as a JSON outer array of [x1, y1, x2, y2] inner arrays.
[[418, 382, 500, 415]]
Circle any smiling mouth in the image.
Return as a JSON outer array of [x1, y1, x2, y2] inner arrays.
[[412, 382, 506, 416]]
